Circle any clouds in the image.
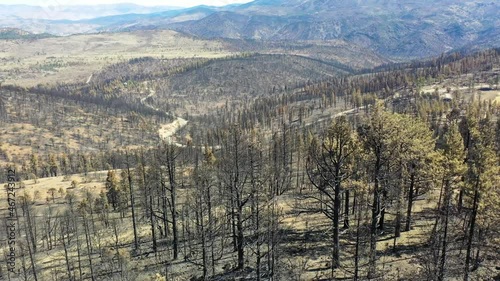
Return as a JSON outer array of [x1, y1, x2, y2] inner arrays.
[[0, 0, 252, 7]]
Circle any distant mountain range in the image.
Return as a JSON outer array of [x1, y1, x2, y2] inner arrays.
[[0, 3, 181, 20], [1, 0, 499, 60], [160, 0, 500, 59]]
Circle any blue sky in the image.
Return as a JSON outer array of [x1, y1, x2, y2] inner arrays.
[[0, 0, 252, 7]]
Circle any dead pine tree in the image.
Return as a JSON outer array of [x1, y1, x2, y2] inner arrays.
[[218, 124, 253, 270], [161, 142, 180, 260], [125, 152, 139, 252]]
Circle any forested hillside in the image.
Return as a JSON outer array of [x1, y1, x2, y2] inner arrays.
[[0, 48, 498, 281]]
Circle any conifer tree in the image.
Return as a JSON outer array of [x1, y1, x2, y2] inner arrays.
[[307, 116, 357, 271], [105, 170, 120, 210]]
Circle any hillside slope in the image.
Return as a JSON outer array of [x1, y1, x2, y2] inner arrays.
[[162, 0, 500, 59]]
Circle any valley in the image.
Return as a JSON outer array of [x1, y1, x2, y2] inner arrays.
[[0, 1, 499, 281]]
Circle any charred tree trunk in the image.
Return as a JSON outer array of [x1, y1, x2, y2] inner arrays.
[[332, 173, 341, 271], [464, 187, 479, 281], [126, 153, 139, 251], [368, 162, 381, 279], [343, 189, 350, 229], [405, 173, 415, 232], [438, 180, 451, 281]]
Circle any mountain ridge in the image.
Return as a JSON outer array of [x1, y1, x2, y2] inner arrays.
[[0, 3, 182, 21], [0, 0, 498, 60], [158, 0, 499, 59]]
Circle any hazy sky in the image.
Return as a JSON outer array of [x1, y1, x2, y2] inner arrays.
[[0, 0, 252, 7]]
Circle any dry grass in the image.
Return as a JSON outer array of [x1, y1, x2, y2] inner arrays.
[[0, 169, 490, 280], [422, 83, 499, 102], [275, 187, 441, 280], [0, 30, 234, 87], [0, 171, 107, 203]]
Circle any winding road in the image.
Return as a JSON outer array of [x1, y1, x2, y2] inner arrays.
[[139, 85, 188, 146]]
